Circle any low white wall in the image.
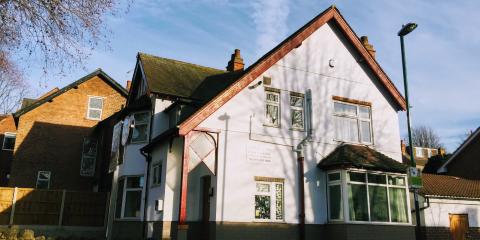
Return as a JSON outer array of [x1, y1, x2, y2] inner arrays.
[[423, 198, 480, 227]]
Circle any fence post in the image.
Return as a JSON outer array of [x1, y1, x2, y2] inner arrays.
[[58, 190, 66, 226], [9, 187, 17, 225]]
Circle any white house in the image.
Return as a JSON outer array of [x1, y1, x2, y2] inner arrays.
[[107, 6, 415, 240]]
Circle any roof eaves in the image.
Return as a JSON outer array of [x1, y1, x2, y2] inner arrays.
[[438, 127, 480, 173], [141, 127, 179, 153]]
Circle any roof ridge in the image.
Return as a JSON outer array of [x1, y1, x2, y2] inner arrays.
[[138, 52, 225, 73]]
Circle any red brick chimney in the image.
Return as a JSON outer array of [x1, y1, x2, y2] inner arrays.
[[126, 80, 132, 91], [226, 49, 244, 72], [360, 36, 376, 58]]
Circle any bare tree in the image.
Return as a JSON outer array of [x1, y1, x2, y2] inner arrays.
[[0, 0, 126, 76], [406, 125, 443, 148], [0, 58, 29, 114]]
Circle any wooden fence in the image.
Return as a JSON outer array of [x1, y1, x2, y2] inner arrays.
[[0, 187, 107, 227]]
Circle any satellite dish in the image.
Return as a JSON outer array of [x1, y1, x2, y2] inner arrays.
[[121, 116, 132, 146]]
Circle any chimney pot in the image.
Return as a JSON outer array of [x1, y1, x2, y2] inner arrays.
[[126, 80, 132, 91], [226, 49, 244, 72], [360, 36, 376, 58]]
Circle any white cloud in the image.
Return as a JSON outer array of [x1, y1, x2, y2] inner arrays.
[[250, 0, 290, 56]]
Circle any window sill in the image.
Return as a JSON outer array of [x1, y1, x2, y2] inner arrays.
[[327, 220, 412, 226], [86, 117, 101, 121], [333, 139, 374, 146], [263, 124, 281, 128], [1, 149, 13, 151], [289, 128, 305, 132], [253, 220, 286, 224]]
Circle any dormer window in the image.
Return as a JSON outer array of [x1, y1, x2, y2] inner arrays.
[[87, 96, 104, 120]]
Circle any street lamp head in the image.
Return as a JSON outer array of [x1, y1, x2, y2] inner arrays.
[[398, 23, 418, 37]]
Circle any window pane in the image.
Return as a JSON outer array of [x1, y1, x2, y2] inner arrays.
[[255, 195, 271, 219], [388, 176, 406, 186], [390, 188, 408, 222], [124, 190, 142, 218], [348, 172, 366, 182], [89, 97, 103, 109], [360, 121, 372, 143], [266, 92, 279, 103], [334, 102, 357, 116], [134, 112, 150, 124], [348, 184, 368, 221], [291, 109, 304, 129], [369, 186, 389, 222], [266, 104, 279, 126], [36, 180, 49, 189], [275, 184, 284, 220], [88, 109, 101, 119], [290, 96, 303, 107], [329, 185, 342, 220], [115, 179, 124, 218], [38, 172, 50, 180], [256, 183, 270, 193], [359, 106, 370, 119], [328, 173, 341, 182], [131, 124, 148, 142], [368, 174, 386, 184], [3, 136, 15, 150], [415, 148, 424, 157], [334, 116, 359, 142], [127, 176, 144, 188]]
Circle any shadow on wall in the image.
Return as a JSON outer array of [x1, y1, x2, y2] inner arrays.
[[9, 121, 102, 191]]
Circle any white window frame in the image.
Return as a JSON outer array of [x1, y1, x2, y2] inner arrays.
[[36, 171, 51, 189], [333, 101, 373, 144], [130, 111, 150, 144], [264, 88, 281, 128], [289, 92, 305, 130], [254, 180, 284, 222], [2, 132, 16, 151], [151, 162, 162, 187], [415, 147, 424, 158], [117, 175, 144, 220], [326, 169, 411, 225], [86, 96, 105, 120]]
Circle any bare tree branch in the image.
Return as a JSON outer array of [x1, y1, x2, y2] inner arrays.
[[405, 125, 443, 148]]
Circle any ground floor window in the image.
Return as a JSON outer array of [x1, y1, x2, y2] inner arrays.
[[115, 175, 144, 219], [327, 170, 409, 224], [254, 178, 284, 221]]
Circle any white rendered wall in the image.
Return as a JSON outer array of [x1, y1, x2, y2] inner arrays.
[[196, 22, 402, 225], [423, 198, 480, 227]]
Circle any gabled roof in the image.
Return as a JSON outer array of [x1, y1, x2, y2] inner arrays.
[[317, 144, 408, 173], [438, 127, 480, 173], [13, 69, 127, 118], [178, 6, 407, 136], [138, 53, 230, 99], [420, 173, 480, 200]]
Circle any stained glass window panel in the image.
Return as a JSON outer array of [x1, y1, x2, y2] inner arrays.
[[275, 184, 284, 220], [255, 195, 271, 219]]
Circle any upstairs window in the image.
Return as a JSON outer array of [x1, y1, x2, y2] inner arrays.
[[151, 162, 162, 187], [264, 88, 280, 127], [333, 101, 372, 144], [36, 171, 51, 189], [80, 137, 97, 177], [131, 112, 150, 143], [290, 93, 305, 130], [254, 178, 284, 221], [87, 96, 104, 120], [2, 133, 16, 151]]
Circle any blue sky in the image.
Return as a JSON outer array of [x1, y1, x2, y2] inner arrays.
[[23, 0, 480, 152]]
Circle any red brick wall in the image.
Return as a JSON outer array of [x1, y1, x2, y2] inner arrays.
[[0, 115, 16, 186], [9, 76, 126, 191]]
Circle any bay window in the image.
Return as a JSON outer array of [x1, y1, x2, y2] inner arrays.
[[327, 170, 409, 224], [333, 101, 372, 144]]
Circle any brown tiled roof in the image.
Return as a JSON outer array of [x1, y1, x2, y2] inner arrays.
[[317, 144, 408, 173], [420, 173, 480, 199]]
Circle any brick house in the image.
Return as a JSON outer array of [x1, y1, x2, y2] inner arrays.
[[9, 69, 127, 191], [0, 115, 17, 186], [400, 140, 445, 170], [438, 127, 480, 180]]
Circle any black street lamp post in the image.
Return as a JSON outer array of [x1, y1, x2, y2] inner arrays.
[[398, 22, 422, 240]]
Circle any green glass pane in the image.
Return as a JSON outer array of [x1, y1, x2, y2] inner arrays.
[[390, 188, 408, 222], [348, 172, 366, 182], [255, 195, 271, 219], [329, 185, 342, 220], [368, 174, 386, 184], [328, 173, 341, 182], [348, 184, 368, 221], [369, 186, 389, 222]]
